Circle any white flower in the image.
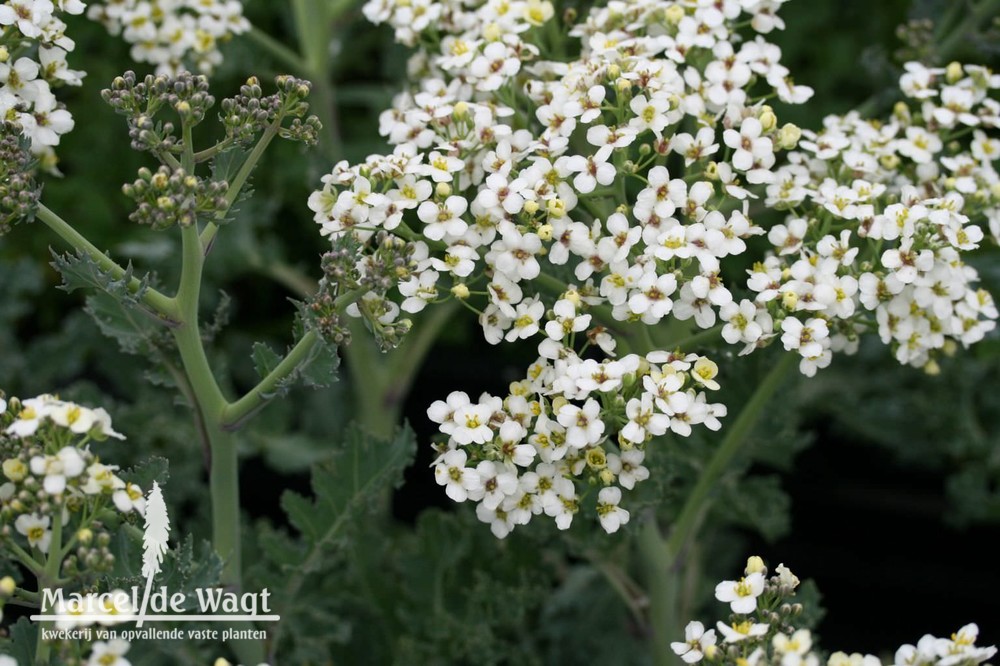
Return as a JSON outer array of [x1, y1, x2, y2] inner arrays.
[[717, 620, 769, 643], [781, 317, 829, 359], [595, 486, 629, 534], [16, 513, 52, 552], [671, 621, 718, 664], [607, 448, 649, 490], [86, 639, 131, 666], [476, 460, 519, 510], [113, 482, 146, 516], [505, 297, 545, 342], [544, 298, 591, 340], [556, 399, 605, 449], [30, 446, 86, 495], [417, 196, 468, 241], [433, 449, 482, 502], [714, 572, 765, 614], [773, 629, 813, 658], [723, 117, 775, 183]]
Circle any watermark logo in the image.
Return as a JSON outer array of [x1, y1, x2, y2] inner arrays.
[[30, 482, 278, 642]]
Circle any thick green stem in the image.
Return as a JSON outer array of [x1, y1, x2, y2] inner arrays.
[[666, 352, 796, 559], [173, 224, 234, 575], [640, 518, 680, 666], [35, 204, 177, 320], [207, 421, 241, 582], [200, 115, 286, 250], [640, 351, 796, 666]]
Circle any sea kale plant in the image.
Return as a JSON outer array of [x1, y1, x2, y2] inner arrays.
[[0, 0, 998, 664]]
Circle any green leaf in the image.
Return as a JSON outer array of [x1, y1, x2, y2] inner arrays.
[[280, 423, 416, 575], [84, 290, 170, 356], [122, 456, 170, 491], [249, 332, 340, 401], [8, 616, 36, 665], [51, 249, 150, 304], [155, 535, 225, 610], [297, 337, 339, 388], [51, 250, 174, 358], [210, 145, 249, 184], [251, 341, 281, 385]]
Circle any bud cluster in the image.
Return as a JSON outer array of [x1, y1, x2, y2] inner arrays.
[[308, 231, 417, 349], [122, 165, 228, 230], [0, 122, 40, 235], [219, 75, 322, 147], [103, 71, 216, 155]]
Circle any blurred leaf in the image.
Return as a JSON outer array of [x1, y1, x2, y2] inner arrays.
[[720, 475, 792, 542], [8, 617, 36, 665]]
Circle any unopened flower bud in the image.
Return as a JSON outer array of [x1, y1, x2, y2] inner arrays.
[[607, 64, 620, 80], [664, 4, 685, 24], [946, 61, 963, 84], [77, 528, 94, 545], [547, 198, 567, 218], [598, 468, 615, 485], [537, 223, 553, 240], [435, 182, 452, 198], [563, 288, 581, 306], [615, 78, 631, 94], [0, 47, 8, 63], [781, 290, 798, 310], [759, 107, 777, 132], [214, 660, 233, 666], [777, 123, 801, 149], [745, 555, 766, 575], [450, 283, 470, 300], [638, 143, 652, 155], [453, 101, 469, 118], [893, 101, 910, 122], [523, 200, 540, 215], [585, 447, 607, 470], [943, 339, 958, 357], [483, 22, 502, 41], [880, 154, 901, 170], [551, 396, 568, 414], [3, 458, 26, 482], [705, 162, 720, 180], [0, 576, 14, 597]]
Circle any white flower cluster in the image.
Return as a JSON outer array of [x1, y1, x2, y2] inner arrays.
[[2, 394, 144, 556], [0, 0, 85, 157], [313, 0, 814, 534], [673, 557, 998, 666], [748, 61, 1000, 375], [313, 0, 998, 536], [86, 0, 249, 75], [429, 347, 726, 536]]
